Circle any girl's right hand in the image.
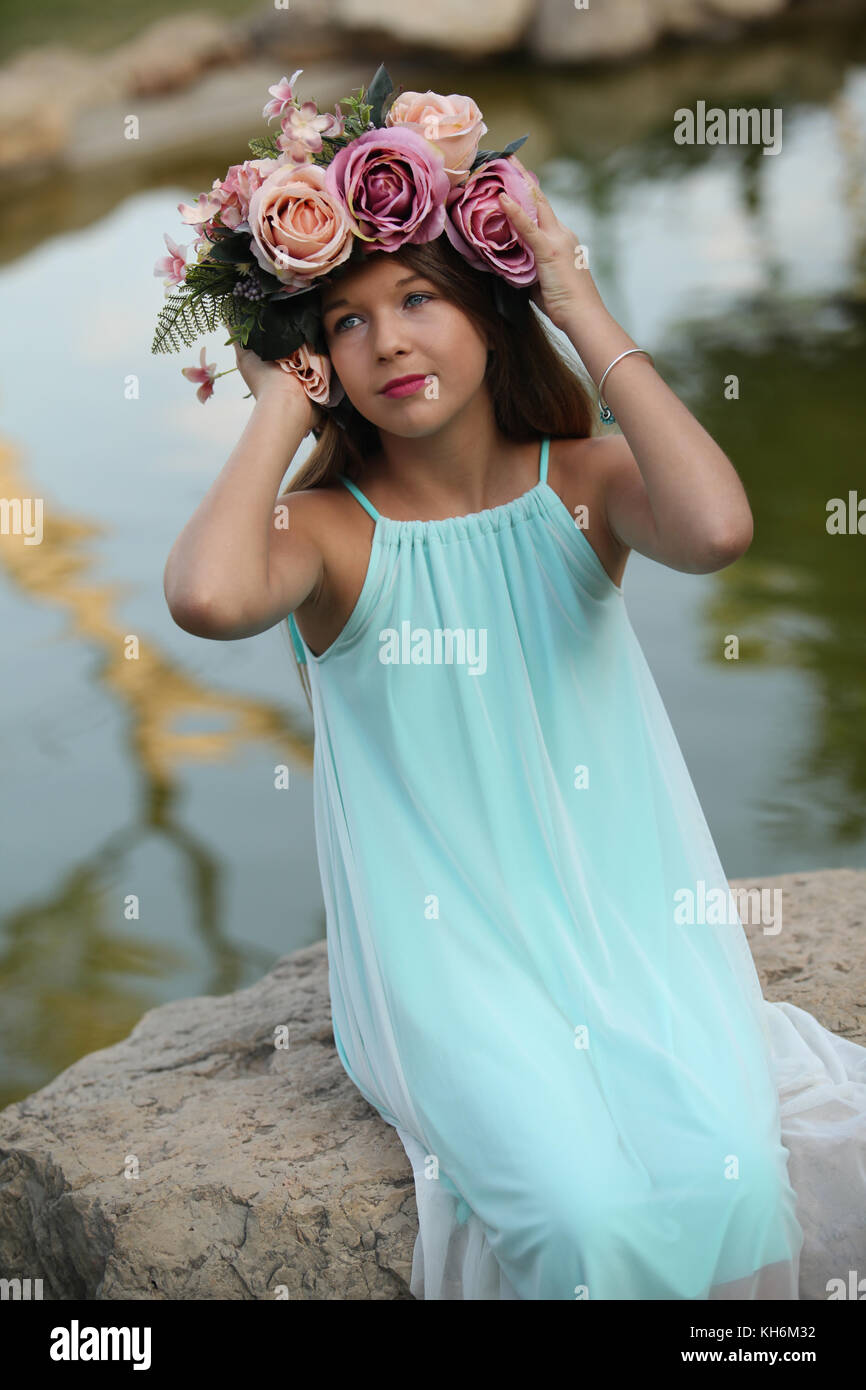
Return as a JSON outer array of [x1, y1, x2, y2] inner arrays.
[[233, 342, 326, 435]]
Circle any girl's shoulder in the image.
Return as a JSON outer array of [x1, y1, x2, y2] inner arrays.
[[548, 435, 631, 591]]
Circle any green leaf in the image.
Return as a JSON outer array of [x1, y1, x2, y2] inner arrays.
[[184, 260, 241, 296], [151, 286, 231, 354], [205, 231, 254, 264], [221, 299, 259, 348], [242, 292, 321, 360], [469, 134, 529, 173], [248, 134, 281, 159], [338, 86, 375, 140], [365, 63, 394, 127]]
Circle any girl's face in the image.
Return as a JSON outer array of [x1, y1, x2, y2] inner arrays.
[[319, 254, 491, 436]]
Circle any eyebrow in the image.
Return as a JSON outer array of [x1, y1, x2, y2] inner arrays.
[[322, 273, 430, 319]]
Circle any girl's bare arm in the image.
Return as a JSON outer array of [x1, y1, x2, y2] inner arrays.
[[559, 302, 754, 574], [501, 167, 754, 574], [163, 347, 325, 640]]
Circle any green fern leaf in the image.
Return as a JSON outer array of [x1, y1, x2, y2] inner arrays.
[[151, 287, 232, 354], [248, 135, 281, 160]]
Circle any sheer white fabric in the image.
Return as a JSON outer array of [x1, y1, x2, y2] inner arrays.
[[399, 1002, 866, 1299]]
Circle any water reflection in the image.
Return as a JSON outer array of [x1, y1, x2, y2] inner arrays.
[[1, 437, 313, 1107]]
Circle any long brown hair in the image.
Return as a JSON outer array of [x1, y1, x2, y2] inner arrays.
[[280, 233, 597, 711]]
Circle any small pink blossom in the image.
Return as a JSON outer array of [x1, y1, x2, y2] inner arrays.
[[178, 190, 222, 225], [191, 224, 220, 258], [212, 158, 283, 228], [154, 233, 188, 288], [181, 346, 218, 404], [277, 102, 344, 163], [263, 70, 304, 122]]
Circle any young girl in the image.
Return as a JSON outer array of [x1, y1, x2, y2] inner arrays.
[[164, 167, 864, 1300]]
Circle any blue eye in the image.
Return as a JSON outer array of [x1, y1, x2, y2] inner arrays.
[[333, 291, 432, 333]]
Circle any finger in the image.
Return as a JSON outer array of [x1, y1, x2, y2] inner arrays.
[[530, 188, 558, 234], [510, 154, 542, 197], [498, 189, 539, 236], [505, 158, 553, 226], [514, 168, 555, 224], [525, 186, 563, 243], [509, 157, 553, 210]]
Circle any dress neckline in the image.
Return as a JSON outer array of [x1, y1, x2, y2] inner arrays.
[[338, 437, 549, 528], [376, 480, 547, 537]]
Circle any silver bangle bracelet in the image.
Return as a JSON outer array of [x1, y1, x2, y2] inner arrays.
[[597, 348, 654, 425]]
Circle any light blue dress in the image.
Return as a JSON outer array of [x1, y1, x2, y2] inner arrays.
[[284, 434, 853, 1300]]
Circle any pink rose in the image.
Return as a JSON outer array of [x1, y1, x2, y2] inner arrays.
[[277, 344, 344, 407], [324, 127, 451, 251], [385, 91, 487, 188], [247, 161, 354, 288], [444, 157, 540, 287]]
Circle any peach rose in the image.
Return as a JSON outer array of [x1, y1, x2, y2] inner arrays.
[[277, 344, 344, 407], [246, 162, 354, 289], [385, 91, 488, 188]]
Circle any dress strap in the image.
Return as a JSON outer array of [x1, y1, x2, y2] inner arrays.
[[539, 436, 550, 485], [288, 473, 379, 666], [337, 473, 381, 522], [287, 612, 307, 665]]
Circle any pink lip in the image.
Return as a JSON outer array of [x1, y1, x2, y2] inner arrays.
[[381, 375, 427, 399]]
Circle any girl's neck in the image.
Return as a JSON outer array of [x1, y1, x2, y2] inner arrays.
[[356, 432, 540, 521]]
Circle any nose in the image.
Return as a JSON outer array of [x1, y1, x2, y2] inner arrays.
[[370, 306, 414, 361]]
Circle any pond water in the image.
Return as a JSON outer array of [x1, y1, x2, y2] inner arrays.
[[2, 20, 866, 1105]]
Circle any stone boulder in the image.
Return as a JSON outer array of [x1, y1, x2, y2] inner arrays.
[[0, 868, 863, 1299], [0, 15, 250, 177], [526, 0, 794, 65]]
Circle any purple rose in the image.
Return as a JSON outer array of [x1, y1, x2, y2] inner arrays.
[[444, 157, 539, 287], [324, 127, 451, 251]]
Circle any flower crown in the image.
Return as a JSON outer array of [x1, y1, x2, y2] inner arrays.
[[151, 63, 540, 421]]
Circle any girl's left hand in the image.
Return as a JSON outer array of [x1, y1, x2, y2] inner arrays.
[[500, 156, 602, 331]]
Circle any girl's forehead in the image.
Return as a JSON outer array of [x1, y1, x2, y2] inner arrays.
[[322, 257, 417, 297]]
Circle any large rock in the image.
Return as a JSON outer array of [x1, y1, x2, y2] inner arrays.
[[334, 0, 535, 56], [100, 14, 250, 97], [0, 945, 416, 1299], [0, 15, 249, 177], [0, 868, 863, 1299], [0, 48, 98, 173], [526, 0, 794, 65]]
